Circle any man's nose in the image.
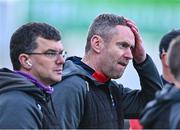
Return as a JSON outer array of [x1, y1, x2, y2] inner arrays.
[[125, 48, 133, 60], [56, 54, 65, 64]]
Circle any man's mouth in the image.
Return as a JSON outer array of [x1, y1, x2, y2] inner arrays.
[[118, 62, 128, 67], [54, 69, 63, 74]]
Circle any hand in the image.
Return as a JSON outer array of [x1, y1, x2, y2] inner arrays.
[[125, 19, 146, 64]]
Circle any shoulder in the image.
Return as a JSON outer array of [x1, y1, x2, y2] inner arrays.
[[0, 90, 42, 114], [52, 75, 87, 128], [53, 75, 88, 93], [52, 75, 88, 107], [0, 90, 42, 128], [0, 90, 35, 105]]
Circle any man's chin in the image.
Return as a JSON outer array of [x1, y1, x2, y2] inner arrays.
[[111, 71, 124, 79], [52, 76, 62, 83], [56, 77, 62, 82], [111, 75, 122, 79]]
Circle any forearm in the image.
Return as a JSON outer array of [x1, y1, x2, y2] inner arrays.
[[133, 54, 163, 101]]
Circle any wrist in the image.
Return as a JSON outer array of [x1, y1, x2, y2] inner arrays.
[[134, 53, 146, 64]]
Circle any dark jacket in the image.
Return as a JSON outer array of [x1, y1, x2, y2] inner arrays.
[[52, 55, 162, 129], [0, 68, 59, 129], [140, 84, 180, 129]]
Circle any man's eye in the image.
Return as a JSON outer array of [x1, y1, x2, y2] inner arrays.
[[119, 44, 127, 49], [45, 52, 56, 57], [118, 44, 124, 49]]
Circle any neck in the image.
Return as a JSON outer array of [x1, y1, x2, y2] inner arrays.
[[17, 70, 53, 93], [20, 69, 50, 86], [82, 54, 109, 83], [82, 53, 98, 71], [162, 67, 174, 84]]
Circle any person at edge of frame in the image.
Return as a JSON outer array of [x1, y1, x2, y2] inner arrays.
[[129, 29, 180, 130], [140, 30, 180, 129], [0, 22, 66, 129]]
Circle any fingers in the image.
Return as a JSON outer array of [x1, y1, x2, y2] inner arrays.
[[124, 18, 142, 42], [125, 19, 138, 32], [131, 26, 142, 42], [124, 18, 146, 63]]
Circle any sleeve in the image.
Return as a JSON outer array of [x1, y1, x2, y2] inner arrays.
[[121, 54, 163, 118], [52, 75, 87, 129], [0, 91, 42, 129]]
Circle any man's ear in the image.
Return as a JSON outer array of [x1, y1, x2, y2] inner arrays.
[[18, 54, 32, 69], [90, 35, 104, 53], [161, 52, 168, 67]]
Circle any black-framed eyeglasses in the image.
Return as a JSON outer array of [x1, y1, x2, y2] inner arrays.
[[25, 50, 67, 59]]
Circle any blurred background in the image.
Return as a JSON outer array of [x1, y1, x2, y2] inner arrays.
[[1, 0, 180, 89]]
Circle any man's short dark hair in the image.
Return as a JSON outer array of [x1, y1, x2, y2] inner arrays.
[[159, 29, 180, 57], [168, 36, 180, 81], [85, 13, 127, 52], [10, 22, 61, 70]]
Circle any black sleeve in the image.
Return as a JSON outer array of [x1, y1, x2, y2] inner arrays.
[[133, 54, 163, 101], [121, 54, 163, 118]]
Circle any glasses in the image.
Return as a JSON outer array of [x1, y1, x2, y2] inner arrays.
[[25, 50, 67, 59]]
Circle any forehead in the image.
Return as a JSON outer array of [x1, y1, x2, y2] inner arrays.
[[112, 25, 135, 46], [35, 37, 63, 51]]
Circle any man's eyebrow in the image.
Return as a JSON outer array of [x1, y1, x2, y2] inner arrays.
[[116, 41, 129, 46], [116, 41, 135, 49], [116, 41, 128, 45], [45, 49, 61, 52]]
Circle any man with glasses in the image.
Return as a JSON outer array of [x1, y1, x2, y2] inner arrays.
[[0, 22, 65, 129]]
